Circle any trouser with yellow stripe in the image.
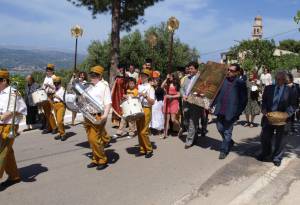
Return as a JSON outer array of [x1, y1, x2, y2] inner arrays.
[[42, 100, 57, 131], [136, 107, 153, 154], [84, 117, 108, 165], [0, 125, 20, 180], [53, 102, 66, 136]]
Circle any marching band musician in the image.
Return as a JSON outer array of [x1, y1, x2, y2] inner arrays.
[[0, 69, 27, 189], [84, 65, 112, 170], [52, 76, 67, 141], [41, 64, 57, 134], [136, 68, 155, 158]]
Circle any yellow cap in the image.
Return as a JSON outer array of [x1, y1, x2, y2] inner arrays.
[[90, 65, 105, 75], [52, 75, 61, 83], [141, 68, 152, 77], [46, 64, 55, 70], [0, 69, 9, 79]]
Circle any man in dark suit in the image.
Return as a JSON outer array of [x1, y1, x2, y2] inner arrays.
[[213, 63, 248, 159], [258, 71, 296, 166]]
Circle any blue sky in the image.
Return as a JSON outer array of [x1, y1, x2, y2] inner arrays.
[[0, 0, 300, 62]]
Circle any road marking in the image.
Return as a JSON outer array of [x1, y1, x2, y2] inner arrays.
[[228, 152, 297, 205]]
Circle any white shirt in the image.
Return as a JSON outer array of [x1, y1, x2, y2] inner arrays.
[[186, 74, 199, 96], [260, 73, 272, 86], [138, 82, 155, 107], [126, 71, 139, 81], [86, 79, 112, 107], [43, 75, 55, 94], [53, 86, 65, 102], [0, 86, 27, 125]]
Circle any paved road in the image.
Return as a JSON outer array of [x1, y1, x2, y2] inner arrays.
[[0, 115, 299, 205]]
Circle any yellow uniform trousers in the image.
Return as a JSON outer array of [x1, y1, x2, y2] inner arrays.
[[53, 102, 66, 136], [136, 107, 153, 154], [42, 100, 57, 131], [0, 125, 20, 181], [84, 118, 108, 165], [101, 130, 111, 146]]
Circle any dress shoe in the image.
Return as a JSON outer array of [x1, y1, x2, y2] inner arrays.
[[0, 178, 21, 188], [145, 151, 153, 158], [96, 164, 108, 170], [87, 163, 97, 168], [219, 152, 227, 160], [52, 129, 58, 134], [61, 135, 67, 141], [54, 135, 61, 140], [42, 129, 52, 134], [273, 161, 281, 167]]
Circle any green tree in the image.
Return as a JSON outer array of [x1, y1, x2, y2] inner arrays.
[[278, 39, 300, 53], [68, 0, 163, 84], [82, 23, 199, 77], [228, 39, 276, 71]]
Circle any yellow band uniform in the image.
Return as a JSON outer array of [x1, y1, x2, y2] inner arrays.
[[0, 82, 27, 180]]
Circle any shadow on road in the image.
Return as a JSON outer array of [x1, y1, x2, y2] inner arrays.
[[76, 141, 90, 148], [19, 163, 48, 182], [65, 132, 77, 139], [126, 142, 157, 156], [178, 122, 300, 160]]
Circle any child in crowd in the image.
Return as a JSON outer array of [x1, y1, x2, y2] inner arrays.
[[113, 77, 138, 139]]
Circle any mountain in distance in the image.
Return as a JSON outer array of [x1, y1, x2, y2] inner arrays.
[[0, 47, 86, 74]]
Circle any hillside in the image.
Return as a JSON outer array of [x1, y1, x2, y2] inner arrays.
[[0, 48, 85, 72]]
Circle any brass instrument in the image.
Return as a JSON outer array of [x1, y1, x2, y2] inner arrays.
[[7, 82, 19, 139], [69, 80, 105, 125]]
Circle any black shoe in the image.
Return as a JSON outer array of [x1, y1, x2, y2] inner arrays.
[[273, 161, 281, 167], [96, 163, 108, 170], [219, 152, 227, 160], [145, 151, 153, 158], [184, 145, 192, 149], [42, 129, 52, 134], [86, 163, 97, 168], [54, 135, 61, 140], [52, 129, 58, 134], [0, 178, 21, 188], [61, 135, 67, 141]]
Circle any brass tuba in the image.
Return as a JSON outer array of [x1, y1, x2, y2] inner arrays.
[[68, 80, 105, 125]]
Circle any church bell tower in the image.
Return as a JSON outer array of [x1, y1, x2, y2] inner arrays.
[[252, 15, 263, 40]]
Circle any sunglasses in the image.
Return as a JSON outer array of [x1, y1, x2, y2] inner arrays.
[[0, 78, 4, 82]]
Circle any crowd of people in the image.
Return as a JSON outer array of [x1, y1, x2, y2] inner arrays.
[[0, 59, 299, 189]]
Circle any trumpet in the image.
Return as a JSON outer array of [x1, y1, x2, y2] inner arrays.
[[7, 82, 19, 139]]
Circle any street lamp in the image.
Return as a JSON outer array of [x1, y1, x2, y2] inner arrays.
[[71, 25, 83, 72], [167, 16, 179, 74]]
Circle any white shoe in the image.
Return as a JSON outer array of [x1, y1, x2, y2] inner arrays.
[[112, 134, 120, 139]]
